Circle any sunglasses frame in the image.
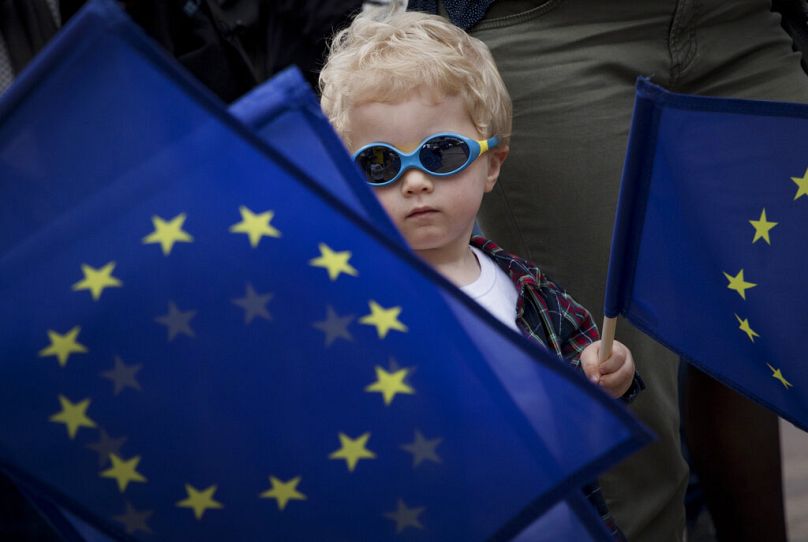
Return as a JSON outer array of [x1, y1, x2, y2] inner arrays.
[[352, 132, 501, 187]]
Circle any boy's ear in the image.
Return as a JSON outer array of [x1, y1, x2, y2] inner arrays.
[[485, 144, 509, 192]]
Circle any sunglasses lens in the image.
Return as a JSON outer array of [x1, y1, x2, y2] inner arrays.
[[355, 146, 401, 184], [419, 136, 470, 174]]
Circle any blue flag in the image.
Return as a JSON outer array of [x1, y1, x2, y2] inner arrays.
[[231, 67, 616, 542], [229, 67, 399, 238], [0, 1, 649, 540], [605, 78, 808, 431], [511, 492, 614, 542]]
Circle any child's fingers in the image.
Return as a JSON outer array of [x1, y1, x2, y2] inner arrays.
[[598, 351, 625, 375], [581, 356, 601, 384], [580, 341, 602, 384], [599, 363, 634, 397]]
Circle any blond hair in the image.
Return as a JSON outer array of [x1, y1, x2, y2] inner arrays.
[[319, 11, 512, 148]]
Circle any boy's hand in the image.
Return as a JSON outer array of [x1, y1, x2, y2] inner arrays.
[[580, 340, 635, 398]]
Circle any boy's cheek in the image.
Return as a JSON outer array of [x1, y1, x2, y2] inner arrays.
[[371, 188, 398, 218]]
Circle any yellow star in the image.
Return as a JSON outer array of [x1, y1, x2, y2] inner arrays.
[[767, 363, 793, 389], [734, 314, 760, 342], [72, 262, 122, 301], [259, 476, 306, 510], [723, 269, 757, 300], [176, 484, 223, 520], [748, 209, 778, 245], [359, 300, 407, 339], [365, 366, 414, 405], [309, 243, 358, 281], [49, 395, 96, 439], [791, 168, 808, 200], [229, 205, 281, 247], [142, 213, 193, 255], [38, 326, 88, 367], [100, 454, 147, 492], [329, 432, 376, 472]]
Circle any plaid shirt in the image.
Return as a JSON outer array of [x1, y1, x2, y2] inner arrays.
[[471, 236, 598, 364], [471, 236, 640, 540]]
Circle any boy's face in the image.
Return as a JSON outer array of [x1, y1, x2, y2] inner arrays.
[[348, 91, 505, 262]]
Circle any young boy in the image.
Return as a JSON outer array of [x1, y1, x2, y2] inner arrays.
[[320, 11, 643, 538]]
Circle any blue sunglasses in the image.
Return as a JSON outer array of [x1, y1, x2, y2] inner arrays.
[[352, 132, 500, 186]]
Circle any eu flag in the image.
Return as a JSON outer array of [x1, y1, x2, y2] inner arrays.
[[0, 1, 650, 539], [231, 67, 617, 542], [229, 66, 399, 240], [605, 79, 808, 431]]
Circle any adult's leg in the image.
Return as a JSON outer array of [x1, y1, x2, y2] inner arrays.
[[683, 366, 785, 541], [471, 2, 689, 540]]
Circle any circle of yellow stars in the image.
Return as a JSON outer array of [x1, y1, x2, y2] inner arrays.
[[37, 204, 444, 535]]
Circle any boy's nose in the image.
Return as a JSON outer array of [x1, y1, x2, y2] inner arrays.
[[400, 168, 434, 195]]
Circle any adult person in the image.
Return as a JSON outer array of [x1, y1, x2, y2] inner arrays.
[[408, 1, 807, 540], [57, 0, 364, 102]]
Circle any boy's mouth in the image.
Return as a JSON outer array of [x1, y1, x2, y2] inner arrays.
[[406, 206, 438, 218]]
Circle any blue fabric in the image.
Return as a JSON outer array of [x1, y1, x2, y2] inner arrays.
[[512, 491, 615, 542], [229, 66, 399, 240], [0, 1, 649, 540], [605, 78, 808, 431], [232, 69, 616, 542]]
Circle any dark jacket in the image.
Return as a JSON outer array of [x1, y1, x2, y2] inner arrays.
[[60, 0, 364, 102]]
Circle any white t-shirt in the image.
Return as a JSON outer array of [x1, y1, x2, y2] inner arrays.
[[461, 246, 520, 332]]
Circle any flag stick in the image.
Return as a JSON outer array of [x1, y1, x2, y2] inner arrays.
[[599, 316, 617, 362]]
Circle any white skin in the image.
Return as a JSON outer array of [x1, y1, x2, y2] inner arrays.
[[348, 89, 634, 398]]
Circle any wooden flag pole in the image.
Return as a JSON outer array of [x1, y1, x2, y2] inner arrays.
[[599, 316, 617, 362]]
